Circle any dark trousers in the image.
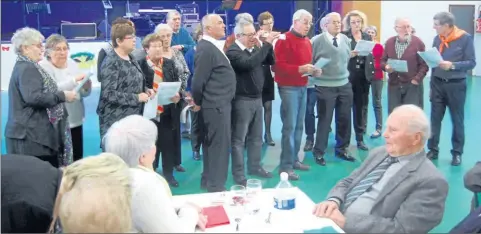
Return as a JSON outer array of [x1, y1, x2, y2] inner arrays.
[[428, 77, 466, 155], [419, 81, 425, 109], [6, 138, 59, 167], [370, 80, 383, 131], [305, 87, 318, 142], [152, 114, 181, 177], [231, 98, 263, 181], [313, 83, 353, 155], [70, 125, 83, 161], [190, 111, 204, 152], [350, 72, 370, 141], [201, 105, 232, 192], [387, 82, 422, 114]]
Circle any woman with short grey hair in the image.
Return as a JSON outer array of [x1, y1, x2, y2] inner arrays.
[[103, 115, 207, 233], [39, 34, 92, 161], [5, 27, 77, 167]]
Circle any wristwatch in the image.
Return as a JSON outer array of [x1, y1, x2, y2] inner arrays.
[[450, 64, 456, 70]]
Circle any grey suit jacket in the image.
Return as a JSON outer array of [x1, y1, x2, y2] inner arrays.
[[4, 61, 66, 151], [327, 146, 448, 233], [464, 161, 481, 209]]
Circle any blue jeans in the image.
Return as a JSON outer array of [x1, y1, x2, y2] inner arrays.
[[304, 87, 317, 142], [278, 86, 307, 170]]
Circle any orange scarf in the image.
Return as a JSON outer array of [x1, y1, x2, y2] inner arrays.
[[438, 26, 466, 53], [146, 56, 164, 115]]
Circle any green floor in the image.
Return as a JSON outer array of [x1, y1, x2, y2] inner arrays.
[[2, 77, 479, 232]]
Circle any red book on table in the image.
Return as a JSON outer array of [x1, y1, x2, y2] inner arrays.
[[202, 205, 230, 228]]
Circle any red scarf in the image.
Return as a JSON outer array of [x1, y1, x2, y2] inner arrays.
[[146, 56, 164, 115]]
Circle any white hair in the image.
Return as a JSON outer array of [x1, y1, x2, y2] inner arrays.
[[319, 16, 329, 31], [155, 23, 173, 34], [103, 115, 158, 167], [235, 13, 253, 24], [394, 17, 410, 26], [234, 18, 253, 35], [11, 27, 45, 55], [391, 104, 431, 142], [292, 9, 312, 23], [166, 10, 181, 22]]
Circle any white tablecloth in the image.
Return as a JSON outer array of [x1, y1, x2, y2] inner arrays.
[[172, 188, 344, 233]]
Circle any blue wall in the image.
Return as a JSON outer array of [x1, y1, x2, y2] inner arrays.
[[1, 0, 299, 41]]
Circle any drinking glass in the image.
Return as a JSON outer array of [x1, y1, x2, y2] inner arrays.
[[246, 179, 262, 214], [230, 185, 246, 232]]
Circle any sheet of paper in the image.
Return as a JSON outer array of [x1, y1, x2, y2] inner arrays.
[[314, 57, 331, 69], [143, 94, 158, 120], [157, 82, 181, 105], [354, 40, 376, 56], [73, 72, 93, 92], [387, 59, 409, 73], [180, 104, 193, 123], [417, 47, 443, 68]]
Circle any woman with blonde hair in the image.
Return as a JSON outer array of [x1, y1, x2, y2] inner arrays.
[[4, 27, 77, 167], [341, 10, 371, 150], [103, 114, 207, 232], [1, 153, 131, 233]]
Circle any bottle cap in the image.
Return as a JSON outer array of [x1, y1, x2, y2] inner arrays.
[[280, 172, 288, 181]]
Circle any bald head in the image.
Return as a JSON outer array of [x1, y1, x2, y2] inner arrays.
[[384, 104, 430, 156], [201, 14, 225, 39]]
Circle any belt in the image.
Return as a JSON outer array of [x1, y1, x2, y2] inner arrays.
[[434, 76, 465, 83]]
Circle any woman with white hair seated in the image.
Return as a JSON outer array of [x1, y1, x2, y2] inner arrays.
[[39, 34, 92, 162], [1, 153, 131, 233], [103, 114, 207, 233], [4, 27, 78, 167]]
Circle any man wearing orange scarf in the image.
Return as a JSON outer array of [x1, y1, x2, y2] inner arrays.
[[427, 12, 476, 166]]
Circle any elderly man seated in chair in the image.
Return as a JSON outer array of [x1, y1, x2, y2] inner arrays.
[[313, 104, 448, 233]]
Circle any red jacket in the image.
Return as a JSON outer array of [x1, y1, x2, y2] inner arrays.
[[274, 31, 312, 86], [372, 43, 384, 80]]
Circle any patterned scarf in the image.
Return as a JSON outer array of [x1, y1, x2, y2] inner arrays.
[[146, 56, 164, 115], [17, 55, 73, 166]]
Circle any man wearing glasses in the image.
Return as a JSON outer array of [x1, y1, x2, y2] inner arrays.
[[380, 17, 428, 114], [226, 19, 279, 186]]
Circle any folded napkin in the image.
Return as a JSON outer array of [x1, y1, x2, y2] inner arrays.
[[202, 205, 230, 228]]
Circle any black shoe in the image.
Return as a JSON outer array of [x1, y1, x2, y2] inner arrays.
[[175, 165, 185, 172], [336, 152, 356, 162], [303, 140, 314, 151], [427, 151, 438, 160], [181, 131, 191, 139], [165, 176, 179, 187], [370, 129, 382, 139], [315, 154, 326, 166], [248, 168, 273, 178], [234, 178, 247, 186], [264, 134, 275, 146], [193, 151, 201, 161], [451, 154, 462, 166], [357, 141, 368, 151]]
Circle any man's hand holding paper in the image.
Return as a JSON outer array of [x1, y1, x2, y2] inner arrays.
[[170, 92, 181, 104], [387, 59, 409, 73], [417, 47, 443, 68]]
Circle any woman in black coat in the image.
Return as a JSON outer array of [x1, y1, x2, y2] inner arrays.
[[138, 33, 183, 187]]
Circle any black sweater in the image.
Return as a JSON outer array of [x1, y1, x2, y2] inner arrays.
[[1, 155, 62, 233], [226, 42, 275, 98]]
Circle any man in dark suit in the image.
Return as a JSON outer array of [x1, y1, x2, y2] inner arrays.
[[191, 14, 236, 192], [225, 19, 278, 186]]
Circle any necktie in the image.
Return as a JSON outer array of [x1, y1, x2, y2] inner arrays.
[[342, 156, 398, 211], [333, 37, 338, 47]]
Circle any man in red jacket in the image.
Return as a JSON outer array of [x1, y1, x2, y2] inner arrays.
[[274, 9, 317, 181]]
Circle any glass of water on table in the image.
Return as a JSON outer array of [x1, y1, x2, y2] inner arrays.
[[246, 179, 262, 214], [230, 185, 246, 232]]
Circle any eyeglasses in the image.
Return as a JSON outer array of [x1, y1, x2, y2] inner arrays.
[[350, 20, 362, 25], [124, 34, 136, 40], [53, 47, 68, 52], [242, 33, 256, 38]]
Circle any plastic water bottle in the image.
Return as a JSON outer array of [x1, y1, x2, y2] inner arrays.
[[273, 172, 296, 210]]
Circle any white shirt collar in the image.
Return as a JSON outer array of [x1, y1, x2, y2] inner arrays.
[[235, 39, 254, 52], [202, 34, 225, 51], [325, 32, 341, 43]]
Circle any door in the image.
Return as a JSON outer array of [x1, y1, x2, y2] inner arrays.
[[449, 4, 475, 76]]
